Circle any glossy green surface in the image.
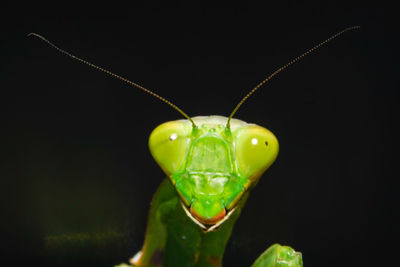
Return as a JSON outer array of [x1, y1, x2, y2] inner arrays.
[[149, 116, 279, 225], [251, 244, 303, 267]]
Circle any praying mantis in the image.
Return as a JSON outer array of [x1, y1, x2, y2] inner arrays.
[[30, 26, 359, 267]]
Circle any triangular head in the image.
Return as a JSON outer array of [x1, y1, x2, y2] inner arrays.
[[149, 116, 279, 230]]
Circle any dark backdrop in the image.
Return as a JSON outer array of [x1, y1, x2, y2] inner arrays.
[[1, 4, 397, 267]]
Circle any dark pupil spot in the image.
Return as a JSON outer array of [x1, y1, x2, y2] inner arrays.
[[265, 141, 269, 146]]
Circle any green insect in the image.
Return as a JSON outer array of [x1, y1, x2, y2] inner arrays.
[[30, 26, 359, 267]]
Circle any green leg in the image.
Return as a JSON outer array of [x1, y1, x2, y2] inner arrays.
[[251, 244, 303, 267], [135, 179, 179, 267]]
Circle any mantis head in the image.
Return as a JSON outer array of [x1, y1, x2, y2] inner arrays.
[[149, 116, 279, 230]]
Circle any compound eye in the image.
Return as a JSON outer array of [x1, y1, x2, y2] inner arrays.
[[149, 121, 191, 175], [235, 125, 279, 182]]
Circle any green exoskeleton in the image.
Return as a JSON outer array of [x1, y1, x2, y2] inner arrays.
[[149, 116, 279, 228], [30, 26, 359, 267]]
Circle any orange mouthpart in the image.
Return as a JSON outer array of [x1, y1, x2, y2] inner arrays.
[[190, 206, 226, 225]]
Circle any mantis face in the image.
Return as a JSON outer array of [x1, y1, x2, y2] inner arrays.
[[149, 116, 279, 230]]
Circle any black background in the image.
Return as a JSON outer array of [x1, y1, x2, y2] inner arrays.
[[1, 3, 398, 267]]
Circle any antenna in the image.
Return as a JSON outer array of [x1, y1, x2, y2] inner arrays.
[[28, 33, 196, 128], [226, 26, 360, 128]]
